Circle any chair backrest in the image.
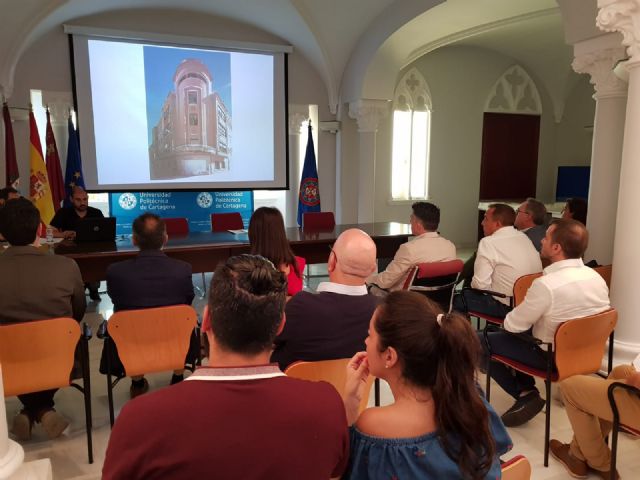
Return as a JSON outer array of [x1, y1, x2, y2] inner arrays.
[[555, 308, 618, 381], [164, 217, 189, 236], [405, 259, 464, 312], [302, 211, 335, 230], [285, 358, 374, 413], [107, 305, 198, 377], [211, 212, 244, 232], [513, 272, 543, 307], [593, 264, 612, 288], [0, 318, 79, 396], [501, 455, 531, 480]]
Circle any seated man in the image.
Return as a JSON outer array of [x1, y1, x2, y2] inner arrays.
[[272, 228, 378, 370], [0, 198, 86, 440], [367, 201, 456, 291], [0, 186, 20, 207], [482, 219, 610, 427], [454, 203, 542, 319], [102, 255, 349, 480], [101, 213, 195, 397], [550, 354, 640, 480], [515, 197, 547, 252], [50, 186, 104, 300]]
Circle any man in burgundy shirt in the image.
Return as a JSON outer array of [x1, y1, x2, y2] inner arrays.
[[103, 254, 349, 480]]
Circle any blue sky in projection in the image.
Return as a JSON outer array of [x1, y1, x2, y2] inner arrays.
[[143, 45, 232, 145]]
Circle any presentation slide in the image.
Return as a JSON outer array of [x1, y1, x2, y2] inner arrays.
[[71, 33, 289, 191]]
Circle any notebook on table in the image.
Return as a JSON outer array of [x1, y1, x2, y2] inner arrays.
[[75, 217, 116, 243]]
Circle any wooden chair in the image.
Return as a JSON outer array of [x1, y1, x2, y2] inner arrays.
[[485, 308, 618, 467], [211, 212, 244, 232], [104, 305, 198, 426], [164, 217, 189, 236], [501, 455, 532, 480], [302, 211, 335, 230], [285, 358, 374, 413], [0, 318, 93, 463], [607, 381, 640, 480], [403, 259, 464, 312]]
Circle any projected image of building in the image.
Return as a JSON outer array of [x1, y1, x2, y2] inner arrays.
[[149, 59, 232, 179]]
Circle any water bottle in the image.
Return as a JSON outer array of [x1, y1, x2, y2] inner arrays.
[[46, 226, 54, 244]]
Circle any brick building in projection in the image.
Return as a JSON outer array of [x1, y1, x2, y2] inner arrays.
[[149, 59, 232, 179]]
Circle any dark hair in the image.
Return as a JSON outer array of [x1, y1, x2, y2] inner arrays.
[[487, 203, 515, 227], [412, 202, 440, 231], [549, 218, 588, 259], [248, 207, 300, 278], [0, 198, 40, 246], [374, 291, 495, 480], [0, 187, 18, 202], [524, 198, 547, 225], [132, 213, 166, 250], [208, 254, 287, 354], [565, 197, 588, 225]]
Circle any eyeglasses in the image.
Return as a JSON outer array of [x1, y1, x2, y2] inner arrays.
[[328, 244, 338, 263], [516, 209, 530, 215]]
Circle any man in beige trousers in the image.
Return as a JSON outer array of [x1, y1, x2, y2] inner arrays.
[[550, 353, 640, 479]]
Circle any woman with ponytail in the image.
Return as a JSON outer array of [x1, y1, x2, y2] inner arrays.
[[343, 291, 512, 479]]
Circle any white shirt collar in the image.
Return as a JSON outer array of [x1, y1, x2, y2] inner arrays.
[[492, 226, 518, 237], [317, 282, 368, 296], [413, 231, 439, 239], [544, 258, 584, 274]]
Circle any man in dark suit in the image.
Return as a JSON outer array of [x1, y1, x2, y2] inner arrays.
[[103, 213, 195, 397], [0, 198, 86, 441]]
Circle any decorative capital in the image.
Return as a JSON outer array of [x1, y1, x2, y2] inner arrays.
[[41, 91, 73, 125], [348, 99, 390, 133], [597, 0, 640, 61], [288, 104, 308, 135], [572, 47, 628, 98]]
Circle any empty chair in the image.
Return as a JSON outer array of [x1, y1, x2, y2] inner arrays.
[[164, 217, 189, 236], [285, 358, 373, 413], [103, 305, 198, 426], [0, 318, 93, 463], [485, 308, 618, 467], [302, 211, 335, 230], [607, 381, 640, 480], [403, 259, 464, 312], [211, 212, 244, 232]]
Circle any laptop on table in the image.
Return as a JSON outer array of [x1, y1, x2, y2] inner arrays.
[[75, 217, 116, 243]]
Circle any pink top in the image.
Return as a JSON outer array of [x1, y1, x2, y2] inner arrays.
[[287, 256, 306, 296]]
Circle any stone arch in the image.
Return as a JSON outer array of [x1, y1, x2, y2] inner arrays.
[[484, 65, 542, 115]]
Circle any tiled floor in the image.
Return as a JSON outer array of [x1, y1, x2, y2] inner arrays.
[[5, 270, 639, 479]]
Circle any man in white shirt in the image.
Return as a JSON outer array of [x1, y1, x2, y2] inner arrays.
[[367, 202, 456, 291], [454, 203, 542, 318], [482, 219, 610, 427], [550, 354, 640, 480]]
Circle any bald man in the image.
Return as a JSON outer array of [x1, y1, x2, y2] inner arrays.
[[271, 228, 379, 370]]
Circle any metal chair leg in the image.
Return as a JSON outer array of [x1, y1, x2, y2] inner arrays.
[[485, 357, 492, 401], [81, 337, 93, 463], [608, 331, 615, 375], [544, 378, 551, 467], [374, 378, 380, 406], [106, 338, 115, 427]]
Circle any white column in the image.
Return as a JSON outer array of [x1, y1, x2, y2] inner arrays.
[[572, 40, 628, 265], [286, 105, 308, 227], [597, 0, 640, 365], [348, 99, 389, 223], [0, 365, 24, 478], [41, 91, 72, 168]]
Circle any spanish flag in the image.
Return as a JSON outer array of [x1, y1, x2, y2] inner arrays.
[[29, 110, 55, 224]]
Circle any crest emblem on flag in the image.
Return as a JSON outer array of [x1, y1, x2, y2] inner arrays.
[[29, 172, 49, 200], [299, 177, 320, 206]]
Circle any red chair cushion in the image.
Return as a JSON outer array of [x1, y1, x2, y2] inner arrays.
[[492, 354, 559, 382], [211, 213, 244, 232], [416, 259, 464, 279], [164, 217, 189, 235], [302, 212, 335, 230], [468, 311, 505, 326]]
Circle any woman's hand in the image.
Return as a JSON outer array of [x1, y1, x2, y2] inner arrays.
[[343, 351, 370, 425]]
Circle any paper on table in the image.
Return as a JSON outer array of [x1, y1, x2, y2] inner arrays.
[[228, 229, 248, 234], [39, 237, 64, 244]]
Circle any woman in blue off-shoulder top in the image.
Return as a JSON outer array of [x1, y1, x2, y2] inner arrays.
[[343, 291, 512, 479]]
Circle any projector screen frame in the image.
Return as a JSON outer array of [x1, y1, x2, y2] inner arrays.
[[65, 25, 292, 193]]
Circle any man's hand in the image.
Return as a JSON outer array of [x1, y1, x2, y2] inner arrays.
[[62, 230, 76, 240]]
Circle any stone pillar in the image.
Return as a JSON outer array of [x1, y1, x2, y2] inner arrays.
[[41, 92, 72, 171], [348, 99, 389, 223], [597, 0, 640, 365], [287, 105, 308, 227], [0, 365, 24, 478], [572, 39, 628, 265]]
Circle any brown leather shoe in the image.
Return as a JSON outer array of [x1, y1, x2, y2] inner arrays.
[[549, 439, 588, 478], [590, 467, 620, 480]]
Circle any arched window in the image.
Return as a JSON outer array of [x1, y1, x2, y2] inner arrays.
[[391, 68, 432, 201]]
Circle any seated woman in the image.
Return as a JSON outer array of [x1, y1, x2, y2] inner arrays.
[[343, 291, 512, 480], [248, 207, 304, 296]]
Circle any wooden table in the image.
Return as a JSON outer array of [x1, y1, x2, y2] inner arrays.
[[51, 222, 412, 282]]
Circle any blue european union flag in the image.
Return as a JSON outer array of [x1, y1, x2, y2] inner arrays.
[[297, 123, 321, 226], [63, 117, 85, 207]]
